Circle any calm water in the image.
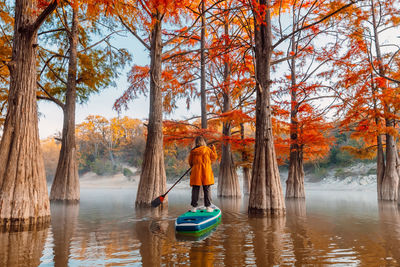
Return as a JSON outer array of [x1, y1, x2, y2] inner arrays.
[[1, 187, 400, 266]]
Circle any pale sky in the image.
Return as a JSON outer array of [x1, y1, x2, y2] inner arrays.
[[37, 33, 201, 139]]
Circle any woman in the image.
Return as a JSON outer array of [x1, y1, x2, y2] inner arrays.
[[188, 136, 218, 212]]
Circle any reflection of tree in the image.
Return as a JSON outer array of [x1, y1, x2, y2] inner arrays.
[[250, 215, 286, 266], [286, 199, 310, 266], [218, 197, 248, 266], [0, 226, 49, 266], [189, 238, 216, 267], [378, 201, 400, 265], [135, 207, 170, 266], [51, 203, 79, 267]]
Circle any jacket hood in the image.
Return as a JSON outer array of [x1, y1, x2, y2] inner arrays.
[[191, 146, 209, 155]]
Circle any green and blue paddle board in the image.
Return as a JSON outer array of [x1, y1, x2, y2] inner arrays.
[[175, 206, 221, 236]]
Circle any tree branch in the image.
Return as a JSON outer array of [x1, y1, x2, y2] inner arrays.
[[78, 30, 125, 53], [30, 0, 58, 33], [37, 82, 65, 109], [38, 28, 66, 36], [118, 15, 150, 51], [273, 0, 361, 49]]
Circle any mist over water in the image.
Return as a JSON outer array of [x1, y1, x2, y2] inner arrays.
[[1, 186, 399, 266]]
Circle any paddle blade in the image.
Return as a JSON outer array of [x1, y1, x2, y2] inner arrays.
[[151, 195, 165, 207]]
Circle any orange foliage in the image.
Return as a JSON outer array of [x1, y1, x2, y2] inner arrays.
[[332, 0, 400, 159]]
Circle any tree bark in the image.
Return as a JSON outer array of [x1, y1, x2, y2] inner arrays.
[[381, 131, 399, 200], [135, 13, 166, 207], [200, 0, 207, 129], [50, 7, 80, 202], [0, 0, 56, 229], [373, 75, 385, 199], [286, 22, 305, 199], [248, 0, 285, 215], [218, 132, 241, 197], [218, 21, 241, 198], [286, 148, 305, 198]]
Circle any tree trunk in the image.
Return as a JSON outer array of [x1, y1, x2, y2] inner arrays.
[[286, 148, 305, 198], [240, 123, 251, 195], [370, 0, 399, 201], [285, 23, 305, 199], [376, 134, 385, 199], [381, 131, 399, 200], [135, 14, 166, 207], [218, 137, 241, 197], [200, 0, 207, 129], [50, 7, 80, 202], [248, 0, 285, 215], [0, 0, 56, 229], [243, 166, 251, 195], [218, 21, 241, 198], [373, 75, 385, 199]]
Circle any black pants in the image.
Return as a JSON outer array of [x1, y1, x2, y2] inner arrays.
[[191, 185, 211, 207]]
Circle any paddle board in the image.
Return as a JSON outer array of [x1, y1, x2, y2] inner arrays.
[[175, 206, 221, 236]]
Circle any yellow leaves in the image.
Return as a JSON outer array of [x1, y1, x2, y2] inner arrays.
[[76, 115, 145, 153], [341, 145, 376, 160], [41, 137, 61, 179]]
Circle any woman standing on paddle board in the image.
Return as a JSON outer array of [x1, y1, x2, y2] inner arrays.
[[189, 136, 218, 212]]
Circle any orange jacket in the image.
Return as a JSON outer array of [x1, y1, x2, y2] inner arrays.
[[188, 145, 218, 186]]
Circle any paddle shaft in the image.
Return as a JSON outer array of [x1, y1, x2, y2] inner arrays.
[[163, 167, 192, 197]]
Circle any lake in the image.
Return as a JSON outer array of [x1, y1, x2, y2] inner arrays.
[[1, 187, 399, 266]]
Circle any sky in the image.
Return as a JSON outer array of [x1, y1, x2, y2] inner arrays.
[[37, 32, 201, 139]]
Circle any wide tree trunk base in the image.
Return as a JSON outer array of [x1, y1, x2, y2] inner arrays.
[[50, 154, 80, 202], [135, 152, 166, 207], [218, 146, 241, 198]]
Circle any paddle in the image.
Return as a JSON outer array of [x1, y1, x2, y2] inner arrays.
[[151, 167, 192, 207]]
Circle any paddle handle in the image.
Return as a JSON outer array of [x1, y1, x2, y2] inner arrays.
[[163, 167, 192, 197]]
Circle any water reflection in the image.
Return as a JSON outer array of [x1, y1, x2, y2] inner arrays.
[[378, 201, 400, 265], [136, 207, 170, 266], [249, 214, 286, 266], [3, 188, 400, 266], [51, 203, 79, 267], [218, 197, 249, 266], [286, 199, 309, 266], [0, 226, 49, 266]]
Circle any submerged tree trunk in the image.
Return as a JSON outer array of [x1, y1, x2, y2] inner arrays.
[[218, 127, 241, 197], [218, 21, 241, 198], [135, 14, 166, 207], [285, 29, 305, 199], [50, 8, 80, 202], [381, 130, 399, 200], [0, 0, 57, 229], [248, 0, 285, 215], [286, 148, 305, 198]]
